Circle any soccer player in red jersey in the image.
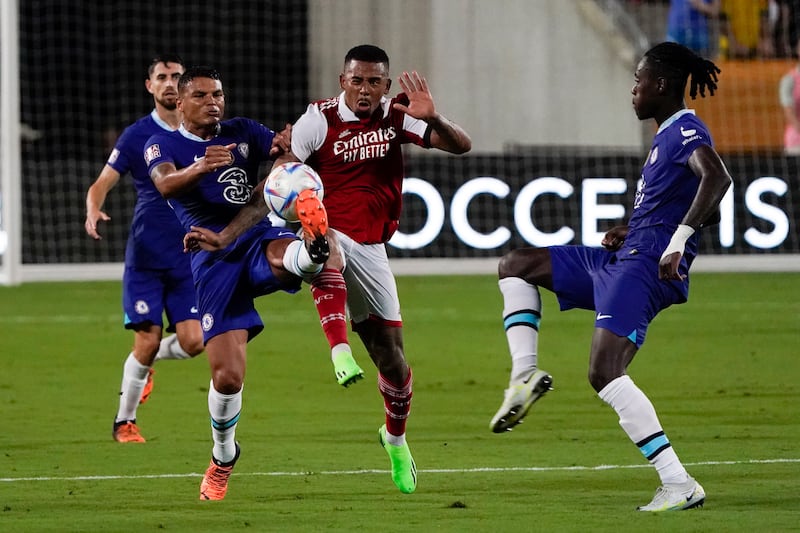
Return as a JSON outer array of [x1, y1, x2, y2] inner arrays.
[[187, 45, 471, 493]]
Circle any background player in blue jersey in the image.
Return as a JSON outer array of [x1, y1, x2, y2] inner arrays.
[[146, 66, 334, 501], [489, 42, 732, 512], [84, 55, 204, 444]]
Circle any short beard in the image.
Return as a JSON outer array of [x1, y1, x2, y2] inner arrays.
[[157, 97, 178, 111]]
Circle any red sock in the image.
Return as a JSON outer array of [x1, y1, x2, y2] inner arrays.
[[379, 368, 413, 436], [310, 268, 349, 348]]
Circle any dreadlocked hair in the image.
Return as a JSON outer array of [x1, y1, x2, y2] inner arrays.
[[644, 42, 721, 99]]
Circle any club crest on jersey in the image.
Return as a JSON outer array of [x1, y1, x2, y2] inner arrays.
[[144, 144, 161, 164], [202, 313, 214, 332], [135, 300, 150, 315], [238, 143, 249, 159], [649, 146, 658, 165]]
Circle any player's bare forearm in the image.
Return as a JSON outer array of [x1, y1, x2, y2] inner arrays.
[[213, 179, 270, 246], [151, 162, 206, 198], [152, 143, 236, 198], [85, 165, 120, 239], [428, 114, 472, 154], [683, 145, 732, 229]]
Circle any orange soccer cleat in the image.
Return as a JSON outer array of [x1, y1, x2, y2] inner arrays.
[[112, 420, 146, 443], [296, 189, 330, 264], [199, 443, 241, 501]]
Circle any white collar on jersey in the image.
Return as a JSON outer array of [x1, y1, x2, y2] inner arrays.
[[178, 123, 215, 142], [337, 91, 391, 122], [150, 109, 175, 131], [656, 108, 695, 135]]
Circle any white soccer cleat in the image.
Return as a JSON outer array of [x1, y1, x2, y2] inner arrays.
[[637, 477, 705, 512], [490, 369, 553, 433]]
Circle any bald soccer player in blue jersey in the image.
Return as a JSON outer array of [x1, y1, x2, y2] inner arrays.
[[146, 66, 335, 501], [85, 55, 204, 444], [489, 42, 732, 512]]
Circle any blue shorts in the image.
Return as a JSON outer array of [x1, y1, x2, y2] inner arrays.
[[123, 263, 198, 332], [193, 225, 301, 344], [549, 246, 687, 348]]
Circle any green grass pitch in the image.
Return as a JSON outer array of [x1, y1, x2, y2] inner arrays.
[[1, 273, 798, 532]]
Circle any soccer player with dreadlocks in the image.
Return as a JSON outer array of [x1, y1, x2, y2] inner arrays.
[[489, 41, 731, 511]]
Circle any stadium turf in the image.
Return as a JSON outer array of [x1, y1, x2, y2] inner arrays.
[[1, 273, 798, 531]]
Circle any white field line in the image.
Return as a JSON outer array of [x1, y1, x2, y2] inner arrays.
[[1, 458, 797, 483]]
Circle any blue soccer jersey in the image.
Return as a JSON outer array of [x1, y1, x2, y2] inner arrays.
[[620, 109, 712, 269], [144, 117, 275, 233], [145, 117, 300, 342], [549, 109, 714, 347], [108, 110, 198, 330], [109, 110, 187, 270]]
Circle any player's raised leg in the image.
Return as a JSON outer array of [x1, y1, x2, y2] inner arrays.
[[490, 275, 552, 433]]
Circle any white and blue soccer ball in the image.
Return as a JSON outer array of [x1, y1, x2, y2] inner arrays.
[[263, 162, 324, 222]]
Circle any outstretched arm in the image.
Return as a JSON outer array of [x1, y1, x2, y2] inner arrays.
[[658, 144, 732, 280], [392, 71, 472, 154]]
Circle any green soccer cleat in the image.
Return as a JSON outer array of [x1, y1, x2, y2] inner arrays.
[[332, 351, 364, 387], [637, 477, 706, 512], [490, 369, 553, 433], [379, 424, 417, 494]]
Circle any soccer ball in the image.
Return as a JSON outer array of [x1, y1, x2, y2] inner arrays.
[[263, 162, 324, 222]]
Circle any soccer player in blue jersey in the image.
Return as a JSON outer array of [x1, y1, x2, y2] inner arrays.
[[489, 42, 732, 512], [146, 66, 334, 501], [85, 55, 204, 444]]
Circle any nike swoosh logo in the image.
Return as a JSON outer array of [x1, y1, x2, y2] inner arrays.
[[596, 313, 613, 320], [194, 155, 204, 162], [190, 306, 198, 313], [680, 126, 697, 137]]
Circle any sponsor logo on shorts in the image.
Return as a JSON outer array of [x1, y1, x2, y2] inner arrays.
[[202, 313, 214, 332], [135, 300, 149, 315]]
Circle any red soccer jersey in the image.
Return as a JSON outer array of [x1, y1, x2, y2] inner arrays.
[[291, 92, 430, 243]]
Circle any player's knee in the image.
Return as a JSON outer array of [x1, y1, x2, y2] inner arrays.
[[210, 368, 244, 394], [587, 365, 619, 393], [498, 250, 521, 278], [183, 336, 205, 357], [134, 332, 161, 360]]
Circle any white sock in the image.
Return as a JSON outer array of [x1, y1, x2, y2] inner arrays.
[[154, 334, 191, 361], [283, 239, 323, 279], [208, 381, 242, 464], [499, 277, 541, 383], [115, 353, 150, 422], [598, 375, 689, 485], [331, 342, 351, 362], [384, 431, 406, 447]]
